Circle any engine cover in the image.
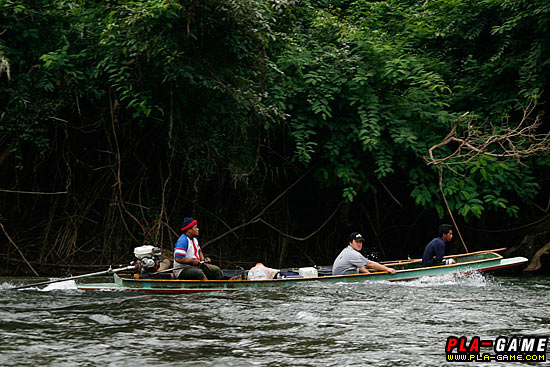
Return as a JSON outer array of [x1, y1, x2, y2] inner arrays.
[[134, 245, 157, 259]]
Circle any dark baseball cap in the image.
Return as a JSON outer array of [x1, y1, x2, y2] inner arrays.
[[349, 232, 365, 242]]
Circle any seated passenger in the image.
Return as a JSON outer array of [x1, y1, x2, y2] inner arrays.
[[173, 217, 222, 280], [332, 232, 396, 275], [422, 224, 457, 267]]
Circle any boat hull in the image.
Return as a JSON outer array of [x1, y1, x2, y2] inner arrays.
[[77, 252, 528, 294]]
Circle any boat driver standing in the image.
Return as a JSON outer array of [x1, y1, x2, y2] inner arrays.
[[332, 232, 396, 275], [173, 217, 222, 280]]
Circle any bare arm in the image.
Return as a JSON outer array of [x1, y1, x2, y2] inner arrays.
[[360, 261, 396, 274], [175, 257, 200, 266]]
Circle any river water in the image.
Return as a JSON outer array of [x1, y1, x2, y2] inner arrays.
[[1, 273, 548, 366]]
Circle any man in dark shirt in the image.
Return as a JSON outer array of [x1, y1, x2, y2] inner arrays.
[[422, 224, 456, 267]]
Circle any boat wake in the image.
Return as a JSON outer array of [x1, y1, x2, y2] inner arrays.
[[398, 271, 497, 288]]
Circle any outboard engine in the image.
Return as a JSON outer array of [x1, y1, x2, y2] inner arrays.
[[133, 245, 163, 276]]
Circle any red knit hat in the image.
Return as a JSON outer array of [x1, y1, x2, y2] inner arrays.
[[181, 217, 197, 232]]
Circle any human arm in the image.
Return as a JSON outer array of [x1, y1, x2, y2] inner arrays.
[[433, 239, 445, 263], [197, 246, 211, 263], [175, 257, 201, 266], [360, 261, 396, 274]]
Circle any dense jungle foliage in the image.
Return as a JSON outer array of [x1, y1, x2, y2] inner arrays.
[[0, 0, 549, 275]]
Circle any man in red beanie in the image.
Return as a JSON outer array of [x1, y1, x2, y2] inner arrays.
[[173, 217, 222, 280]]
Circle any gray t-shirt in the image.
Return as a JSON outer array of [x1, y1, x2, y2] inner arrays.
[[332, 245, 370, 275]]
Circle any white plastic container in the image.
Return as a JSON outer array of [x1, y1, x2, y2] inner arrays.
[[298, 267, 318, 278]]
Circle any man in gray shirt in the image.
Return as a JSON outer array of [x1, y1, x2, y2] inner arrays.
[[332, 232, 397, 275]]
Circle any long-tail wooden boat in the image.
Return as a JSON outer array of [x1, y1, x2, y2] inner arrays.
[[75, 249, 528, 294]]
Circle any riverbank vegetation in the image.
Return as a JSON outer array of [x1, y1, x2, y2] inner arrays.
[[1, 0, 549, 275]]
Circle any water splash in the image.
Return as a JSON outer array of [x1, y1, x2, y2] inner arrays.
[[0, 278, 79, 291], [40, 280, 78, 291], [395, 271, 497, 288], [0, 282, 17, 290]]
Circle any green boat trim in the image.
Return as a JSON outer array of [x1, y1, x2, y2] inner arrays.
[[76, 250, 528, 294]]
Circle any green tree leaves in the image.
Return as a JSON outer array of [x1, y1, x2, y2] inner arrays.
[[268, 0, 549, 220], [0, 0, 548, 226]]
